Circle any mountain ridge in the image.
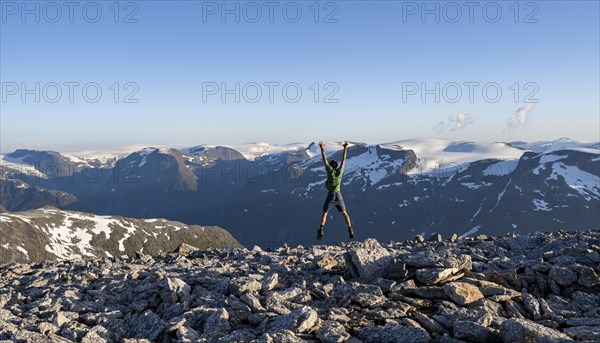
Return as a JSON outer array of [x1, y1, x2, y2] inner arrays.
[[0, 207, 242, 265], [1, 138, 598, 247]]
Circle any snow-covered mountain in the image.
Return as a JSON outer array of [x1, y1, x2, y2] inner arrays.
[[508, 137, 599, 154], [3, 138, 594, 179], [1, 138, 598, 247], [0, 207, 241, 264], [185, 142, 306, 161]]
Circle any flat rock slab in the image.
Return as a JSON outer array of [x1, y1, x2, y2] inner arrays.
[[443, 282, 484, 305]]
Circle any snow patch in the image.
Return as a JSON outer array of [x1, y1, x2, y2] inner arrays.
[[461, 182, 492, 190], [548, 162, 600, 201], [16, 246, 29, 258], [380, 139, 524, 174], [0, 155, 47, 178], [532, 199, 551, 212], [482, 160, 519, 176], [343, 146, 406, 186], [532, 154, 567, 175], [42, 211, 124, 258], [460, 225, 482, 238], [490, 182, 510, 213], [137, 148, 156, 168]]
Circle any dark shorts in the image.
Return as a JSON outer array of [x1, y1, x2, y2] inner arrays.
[[323, 191, 346, 213]]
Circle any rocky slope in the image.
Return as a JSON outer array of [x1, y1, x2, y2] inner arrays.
[[1, 230, 599, 342], [0, 178, 78, 212], [0, 207, 242, 265]]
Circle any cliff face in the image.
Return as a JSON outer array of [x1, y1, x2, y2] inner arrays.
[[1, 230, 599, 342]]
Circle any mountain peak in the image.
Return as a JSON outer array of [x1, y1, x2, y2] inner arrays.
[[554, 137, 575, 143]]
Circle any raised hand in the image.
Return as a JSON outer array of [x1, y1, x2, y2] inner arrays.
[[318, 141, 325, 150], [342, 141, 349, 148]]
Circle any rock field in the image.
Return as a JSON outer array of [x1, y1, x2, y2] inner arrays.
[[1, 230, 599, 342]]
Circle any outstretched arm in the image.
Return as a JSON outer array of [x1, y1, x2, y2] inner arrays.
[[319, 142, 329, 167], [341, 141, 349, 166]]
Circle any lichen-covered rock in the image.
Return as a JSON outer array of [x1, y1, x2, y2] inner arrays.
[[443, 282, 484, 305]]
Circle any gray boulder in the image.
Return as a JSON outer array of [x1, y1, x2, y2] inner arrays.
[[128, 310, 166, 341], [453, 320, 499, 343], [315, 321, 351, 343], [347, 238, 392, 278], [358, 325, 430, 343], [267, 306, 319, 334], [229, 277, 262, 296], [416, 267, 461, 285], [499, 318, 573, 343], [549, 266, 578, 287]]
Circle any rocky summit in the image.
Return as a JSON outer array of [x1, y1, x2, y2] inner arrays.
[[1, 230, 600, 343]]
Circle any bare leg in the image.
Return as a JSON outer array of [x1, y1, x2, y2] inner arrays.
[[317, 211, 328, 240], [342, 211, 355, 238], [342, 211, 352, 227], [320, 211, 328, 226]]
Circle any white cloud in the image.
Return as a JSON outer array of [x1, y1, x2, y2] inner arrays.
[[433, 112, 473, 134], [507, 104, 536, 131]]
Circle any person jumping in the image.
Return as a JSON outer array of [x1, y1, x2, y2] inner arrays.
[[317, 141, 355, 240]]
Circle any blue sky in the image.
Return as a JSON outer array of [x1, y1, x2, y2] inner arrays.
[[1, 0, 599, 152]]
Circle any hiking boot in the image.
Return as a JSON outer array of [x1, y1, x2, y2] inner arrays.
[[348, 226, 355, 239], [317, 229, 324, 240]]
